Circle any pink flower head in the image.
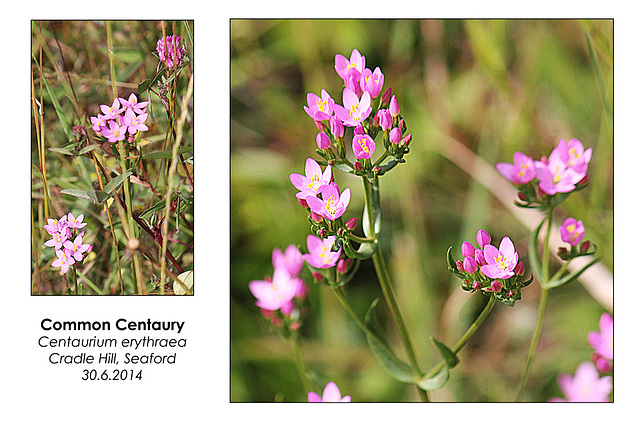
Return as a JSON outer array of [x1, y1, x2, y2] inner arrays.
[[549, 362, 612, 402], [556, 138, 592, 175], [119, 93, 149, 115], [43, 215, 68, 235], [559, 217, 585, 246], [99, 98, 124, 120], [334, 88, 372, 127], [352, 133, 376, 159], [157, 35, 187, 69], [587, 313, 613, 361], [360, 66, 385, 98], [63, 234, 91, 262], [100, 120, 126, 143], [480, 236, 519, 279], [306, 182, 351, 221], [290, 158, 333, 200], [496, 151, 536, 184], [51, 248, 75, 274], [308, 382, 351, 402], [123, 109, 149, 135], [248, 267, 298, 311], [90, 114, 109, 134], [67, 213, 87, 229], [303, 89, 335, 122], [535, 140, 587, 195], [335, 48, 365, 82], [302, 235, 342, 269], [44, 226, 69, 251], [272, 244, 304, 277]]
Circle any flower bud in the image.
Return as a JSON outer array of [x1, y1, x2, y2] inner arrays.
[[490, 281, 502, 292], [463, 256, 478, 273], [354, 161, 363, 172], [472, 281, 482, 291], [389, 95, 400, 117], [354, 124, 365, 135], [345, 217, 357, 231], [280, 300, 294, 316], [309, 211, 324, 223], [298, 197, 309, 209], [381, 87, 392, 105], [515, 261, 525, 276], [372, 166, 381, 175], [389, 127, 402, 145], [314, 120, 324, 131], [337, 258, 352, 274], [580, 240, 591, 253], [476, 229, 491, 248], [506, 290, 514, 297], [316, 132, 331, 149], [456, 260, 465, 273], [312, 272, 324, 282], [317, 228, 328, 238], [330, 115, 344, 138], [475, 248, 487, 266], [400, 133, 412, 147], [376, 109, 393, 130], [461, 241, 475, 258]]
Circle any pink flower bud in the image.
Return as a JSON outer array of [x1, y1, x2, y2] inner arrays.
[[312, 272, 324, 282], [289, 321, 301, 331], [472, 281, 482, 291], [463, 256, 478, 273], [381, 87, 392, 105], [354, 124, 365, 135], [490, 281, 502, 292], [475, 248, 487, 266], [280, 300, 295, 316], [345, 217, 357, 230], [506, 290, 513, 297], [456, 260, 465, 272], [337, 258, 352, 274], [580, 240, 591, 253], [314, 120, 324, 131], [310, 211, 324, 223], [354, 161, 363, 172], [515, 261, 525, 276], [376, 109, 393, 130], [461, 241, 475, 258], [316, 132, 331, 149], [389, 95, 400, 117], [389, 127, 402, 145], [400, 133, 412, 147], [298, 197, 310, 209], [330, 115, 344, 138], [476, 229, 491, 248]]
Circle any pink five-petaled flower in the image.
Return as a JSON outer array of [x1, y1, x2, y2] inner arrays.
[[100, 98, 124, 120], [306, 182, 351, 221], [123, 109, 149, 135], [119, 93, 149, 115], [290, 158, 333, 200], [308, 382, 351, 402], [352, 133, 376, 159], [496, 151, 536, 185], [303, 89, 335, 122], [101, 120, 126, 143], [63, 235, 91, 262], [334, 88, 371, 127], [559, 217, 585, 246], [248, 267, 298, 312], [360, 67, 385, 98], [549, 361, 612, 402], [272, 245, 304, 277], [302, 235, 342, 269], [67, 213, 87, 229], [556, 138, 592, 175], [51, 248, 76, 274], [534, 140, 588, 195], [43, 215, 68, 235], [480, 236, 519, 279], [335, 48, 365, 83], [587, 313, 613, 362], [90, 114, 109, 134], [44, 227, 69, 251]]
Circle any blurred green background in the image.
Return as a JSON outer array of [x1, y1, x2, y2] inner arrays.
[[230, 19, 612, 402]]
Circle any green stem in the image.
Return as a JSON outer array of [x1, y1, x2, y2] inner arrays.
[[289, 334, 312, 397], [515, 209, 554, 401], [423, 294, 496, 378], [362, 177, 428, 402]]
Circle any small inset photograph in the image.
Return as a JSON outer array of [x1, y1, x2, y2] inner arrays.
[[31, 20, 194, 295]]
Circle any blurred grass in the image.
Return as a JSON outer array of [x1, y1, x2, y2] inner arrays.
[[230, 19, 612, 402]]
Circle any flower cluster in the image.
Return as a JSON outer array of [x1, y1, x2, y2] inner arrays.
[[308, 382, 351, 402], [156, 35, 187, 69], [448, 229, 532, 306], [248, 245, 308, 331], [550, 312, 613, 402], [90, 93, 149, 144], [43, 213, 91, 274], [497, 139, 591, 208]]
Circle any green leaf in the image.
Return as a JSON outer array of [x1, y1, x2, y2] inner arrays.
[[417, 365, 450, 391], [48, 147, 75, 156], [446, 246, 465, 279], [103, 171, 132, 195], [529, 219, 544, 280], [364, 299, 415, 383], [78, 144, 100, 155], [142, 146, 194, 160], [544, 257, 600, 289], [430, 337, 459, 368], [139, 198, 167, 219], [60, 189, 93, 201]]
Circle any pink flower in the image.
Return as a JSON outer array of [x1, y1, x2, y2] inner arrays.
[[549, 362, 612, 402], [67, 213, 87, 229], [476, 229, 491, 248], [308, 382, 351, 402], [559, 217, 585, 246], [302, 235, 342, 269], [119, 93, 149, 115], [123, 109, 149, 135], [303, 89, 335, 122], [335, 48, 365, 82], [63, 235, 91, 262], [480, 236, 519, 279], [100, 120, 126, 143], [272, 245, 304, 277], [306, 182, 351, 221], [359, 66, 385, 98], [352, 133, 376, 159], [51, 248, 75, 274], [43, 215, 68, 235], [90, 114, 109, 134], [44, 227, 69, 251], [316, 132, 331, 149], [248, 267, 298, 311], [587, 313, 613, 361], [289, 158, 333, 200], [157, 35, 187, 69], [99, 98, 124, 120], [534, 140, 588, 195], [496, 152, 536, 184], [556, 138, 592, 175], [334, 88, 371, 127]]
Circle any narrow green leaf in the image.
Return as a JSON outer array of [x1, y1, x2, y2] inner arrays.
[[142, 146, 194, 160], [418, 365, 450, 391], [529, 219, 544, 280], [48, 147, 75, 156], [78, 144, 100, 155], [364, 299, 415, 383], [430, 337, 459, 368], [60, 189, 93, 201], [544, 257, 600, 289], [139, 198, 168, 219], [103, 171, 132, 195]]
